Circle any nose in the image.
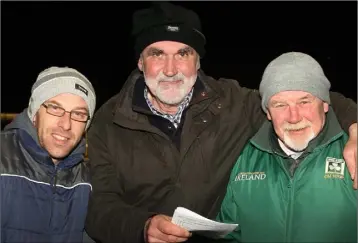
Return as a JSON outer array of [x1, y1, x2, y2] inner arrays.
[[288, 105, 302, 124], [163, 57, 177, 77], [58, 112, 72, 131]]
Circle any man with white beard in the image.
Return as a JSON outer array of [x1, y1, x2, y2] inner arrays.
[[216, 52, 357, 243], [85, 2, 358, 243]]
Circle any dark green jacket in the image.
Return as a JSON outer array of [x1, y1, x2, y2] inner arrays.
[[217, 109, 357, 243]]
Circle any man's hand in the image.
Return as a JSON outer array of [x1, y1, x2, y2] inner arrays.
[[344, 123, 357, 189], [144, 214, 192, 243]]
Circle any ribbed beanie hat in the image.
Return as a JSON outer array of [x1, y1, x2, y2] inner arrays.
[[259, 52, 331, 113], [27, 66, 96, 130]]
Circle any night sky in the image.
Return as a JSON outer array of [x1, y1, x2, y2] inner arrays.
[[2, 1, 357, 115]]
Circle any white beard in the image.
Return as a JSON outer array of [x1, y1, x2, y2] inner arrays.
[[144, 71, 197, 105], [282, 121, 315, 152]]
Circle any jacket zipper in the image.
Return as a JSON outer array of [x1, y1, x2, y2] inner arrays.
[[285, 158, 301, 243], [52, 165, 58, 194], [273, 148, 312, 242], [49, 165, 58, 230], [286, 176, 294, 242], [275, 153, 296, 243]]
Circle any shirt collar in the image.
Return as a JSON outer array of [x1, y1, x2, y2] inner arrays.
[[144, 86, 194, 128]]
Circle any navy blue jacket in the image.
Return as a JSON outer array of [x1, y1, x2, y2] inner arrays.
[[1, 110, 92, 243]]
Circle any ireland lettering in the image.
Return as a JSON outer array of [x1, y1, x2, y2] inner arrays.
[[235, 172, 266, 181]]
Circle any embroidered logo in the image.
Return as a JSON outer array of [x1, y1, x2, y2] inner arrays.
[[324, 157, 345, 179], [166, 25, 179, 32], [75, 83, 88, 96], [235, 172, 266, 181]]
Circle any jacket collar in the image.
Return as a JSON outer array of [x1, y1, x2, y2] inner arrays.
[[18, 130, 85, 169], [112, 69, 222, 129], [250, 108, 344, 155]]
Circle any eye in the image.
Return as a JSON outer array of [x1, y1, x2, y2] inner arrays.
[[48, 104, 61, 110], [178, 51, 189, 57], [273, 103, 286, 108], [299, 100, 311, 105], [73, 111, 83, 116], [73, 111, 87, 117], [71, 111, 89, 121], [151, 50, 163, 57]]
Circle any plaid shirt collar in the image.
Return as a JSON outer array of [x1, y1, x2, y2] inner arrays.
[[144, 87, 194, 128]]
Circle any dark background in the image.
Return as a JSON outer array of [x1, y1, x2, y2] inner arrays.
[[2, 1, 357, 116]]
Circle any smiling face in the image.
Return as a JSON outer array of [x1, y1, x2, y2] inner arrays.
[[267, 91, 329, 151], [33, 93, 88, 163], [138, 41, 200, 106]]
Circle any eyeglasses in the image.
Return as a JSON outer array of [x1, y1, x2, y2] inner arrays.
[[42, 104, 90, 122]]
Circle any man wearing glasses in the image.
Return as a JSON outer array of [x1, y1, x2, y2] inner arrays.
[[1, 67, 96, 243]]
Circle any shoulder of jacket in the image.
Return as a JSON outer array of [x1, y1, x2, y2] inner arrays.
[[1, 128, 17, 137], [232, 142, 261, 169], [1, 130, 19, 150], [200, 71, 259, 97], [218, 77, 259, 96], [90, 70, 141, 126], [89, 93, 119, 130], [69, 161, 91, 184]]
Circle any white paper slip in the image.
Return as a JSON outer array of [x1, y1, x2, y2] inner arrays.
[[171, 207, 238, 239]]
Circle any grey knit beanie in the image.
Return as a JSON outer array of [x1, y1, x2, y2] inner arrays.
[[27, 67, 96, 130], [259, 52, 331, 113]]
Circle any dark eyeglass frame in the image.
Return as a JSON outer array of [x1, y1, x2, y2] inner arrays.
[[41, 103, 90, 122]]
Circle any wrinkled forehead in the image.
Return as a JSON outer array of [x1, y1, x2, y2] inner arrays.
[[270, 90, 317, 103], [143, 41, 196, 55]]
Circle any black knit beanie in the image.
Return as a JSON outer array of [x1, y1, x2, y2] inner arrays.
[[131, 2, 206, 60]]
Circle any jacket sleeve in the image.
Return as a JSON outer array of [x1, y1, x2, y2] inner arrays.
[[85, 116, 154, 243], [329, 91, 357, 132], [215, 161, 242, 243]]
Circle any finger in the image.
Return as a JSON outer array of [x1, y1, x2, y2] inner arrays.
[[147, 225, 168, 242], [355, 152, 357, 181], [353, 150, 357, 180], [343, 143, 357, 180], [147, 220, 175, 242], [354, 177, 358, 190], [345, 154, 356, 180], [147, 215, 191, 242], [153, 233, 189, 243], [351, 156, 357, 181], [158, 222, 191, 238], [166, 235, 190, 242], [147, 235, 166, 243], [148, 229, 189, 243], [351, 168, 356, 181]]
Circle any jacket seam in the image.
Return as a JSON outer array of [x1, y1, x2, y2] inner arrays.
[[1, 173, 92, 190]]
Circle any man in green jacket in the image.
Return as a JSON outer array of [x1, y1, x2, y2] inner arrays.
[[217, 52, 357, 243]]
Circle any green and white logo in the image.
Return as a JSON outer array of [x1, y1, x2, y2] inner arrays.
[[324, 157, 345, 179]]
